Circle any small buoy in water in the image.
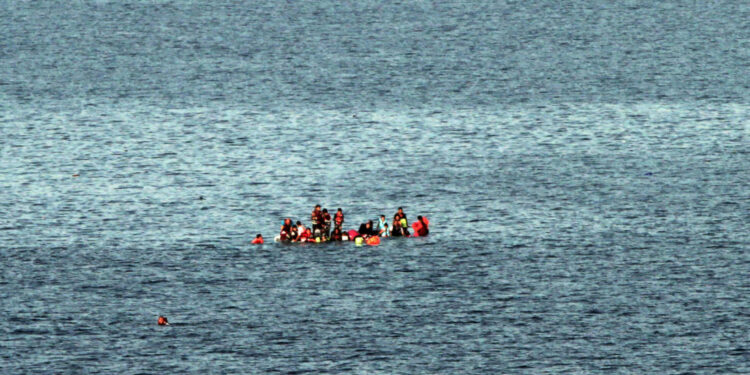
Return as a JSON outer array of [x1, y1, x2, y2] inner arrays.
[[158, 316, 169, 326], [354, 237, 364, 246]]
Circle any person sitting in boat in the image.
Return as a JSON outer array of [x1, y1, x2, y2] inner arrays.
[[358, 220, 376, 238], [334, 208, 344, 231], [394, 207, 408, 226], [321, 208, 332, 239], [313, 228, 322, 241], [390, 215, 401, 237], [289, 226, 299, 242], [299, 227, 313, 242], [376, 215, 389, 237], [251, 234, 264, 244], [330, 227, 343, 241], [393, 214, 411, 236], [357, 222, 368, 238], [296, 221, 304, 235], [280, 218, 293, 242]]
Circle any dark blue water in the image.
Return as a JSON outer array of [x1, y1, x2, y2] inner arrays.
[[1, 1, 748, 373]]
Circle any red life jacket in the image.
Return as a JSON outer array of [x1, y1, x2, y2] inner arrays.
[[334, 213, 344, 226], [419, 217, 429, 236], [251, 237, 264, 244], [412, 217, 429, 237]]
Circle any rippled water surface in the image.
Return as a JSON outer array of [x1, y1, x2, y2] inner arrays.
[[1, 1, 748, 374]]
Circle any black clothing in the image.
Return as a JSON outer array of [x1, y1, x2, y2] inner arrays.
[[391, 226, 403, 237], [358, 223, 375, 236]]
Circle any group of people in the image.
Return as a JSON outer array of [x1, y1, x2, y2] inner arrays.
[[257, 206, 429, 244], [277, 205, 343, 243], [353, 207, 426, 239]]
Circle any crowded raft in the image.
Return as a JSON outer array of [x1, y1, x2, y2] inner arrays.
[[251, 206, 429, 245]]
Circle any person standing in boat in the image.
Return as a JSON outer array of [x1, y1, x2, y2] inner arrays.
[[311, 205, 323, 235], [321, 208, 332, 239], [333, 208, 344, 231]]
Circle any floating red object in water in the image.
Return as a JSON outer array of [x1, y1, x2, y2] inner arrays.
[[158, 316, 169, 325]]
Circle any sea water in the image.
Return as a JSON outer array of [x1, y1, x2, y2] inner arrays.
[[1, 1, 747, 373]]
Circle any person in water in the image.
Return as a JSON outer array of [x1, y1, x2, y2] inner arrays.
[[376, 215, 389, 237], [158, 316, 169, 325], [330, 227, 343, 241], [289, 226, 299, 242], [251, 234, 264, 244], [415, 216, 429, 236], [321, 208, 332, 239], [334, 208, 344, 231]]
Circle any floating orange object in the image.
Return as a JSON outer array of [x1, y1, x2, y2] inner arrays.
[[158, 316, 169, 325], [366, 236, 380, 246]]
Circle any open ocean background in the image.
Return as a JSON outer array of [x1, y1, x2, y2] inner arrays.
[[1, 1, 748, 373]]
